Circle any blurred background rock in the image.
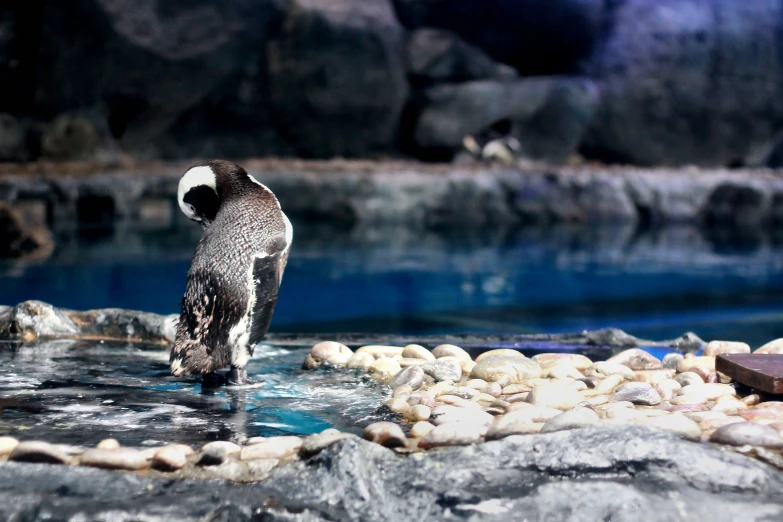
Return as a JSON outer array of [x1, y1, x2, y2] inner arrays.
[[2, 0, 783, 167]]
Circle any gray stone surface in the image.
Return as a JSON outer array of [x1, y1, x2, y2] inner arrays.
[[267, 0, 408, 158], [1, 426, 783, 520], [6, 161, 783, 231]]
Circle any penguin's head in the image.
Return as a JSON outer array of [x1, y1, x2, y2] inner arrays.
[[178, 159, 281, 228], [178, 164, 220, 228]]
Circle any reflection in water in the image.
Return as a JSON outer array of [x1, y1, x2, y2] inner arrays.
[[2, 223, 783, 346], [0, 340, 391, 447]]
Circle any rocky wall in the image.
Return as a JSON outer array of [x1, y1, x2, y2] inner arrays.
[[2, 1, 783, 166]]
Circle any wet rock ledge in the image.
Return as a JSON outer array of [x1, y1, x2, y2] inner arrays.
[[2, 160, 783, 229]]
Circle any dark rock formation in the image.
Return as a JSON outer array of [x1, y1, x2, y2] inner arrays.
[[406, 28, 517, 84], [267, 0, 408, 158], [582, 0, 783, 167], [414, 78, 599, 163], [0, 426, 782, 520], [393, 0, 605, 76], [0, 202, 53, 259]]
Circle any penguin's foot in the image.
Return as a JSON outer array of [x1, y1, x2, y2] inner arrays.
[[227, 367, 249, 386], [202, 372, 227, 388]]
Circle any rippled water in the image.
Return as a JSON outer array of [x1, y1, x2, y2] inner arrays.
[[0, 340, 391, 447]]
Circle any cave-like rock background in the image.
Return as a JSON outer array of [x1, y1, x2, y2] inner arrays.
[[2, 0, 783, 167]]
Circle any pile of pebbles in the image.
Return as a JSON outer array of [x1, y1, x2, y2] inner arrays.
[[4, 338, 783, 482], [303, 339, 783, 451]]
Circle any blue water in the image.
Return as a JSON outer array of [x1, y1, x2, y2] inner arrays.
[[3, 224, 783, 348]]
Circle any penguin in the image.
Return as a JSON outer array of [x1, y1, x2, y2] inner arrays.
[[170, 159, 292, 385]]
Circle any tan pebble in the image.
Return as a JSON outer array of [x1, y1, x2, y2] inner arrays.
[[398, 358, 427, 367], [466, 379, 489, 390], [699, 417, 745, 431], [460, 360, 476, 375], [655, 379, 682, 401], [546, 363, 584, 380], [475, 349, 524, 362], [684, 353, 695, 359], [670, 395, 708, 406], [0, 436, 19, 456], [754, 402, 783, 411], [703, 340, 750, 357], [474, 393, 497, 403], [409, 421, 435, 438], [152, 445, 188, 471], [717, 372, 732, 384], [96, 438, 120, 450], [485, 382, 502, 397], [603, 407, 650, 421], [363, 422, 406, 448], [526, 382, 582, 410], [739, 410, 781, 425], [429, 382, 456, 396], [357, 345, 404, 358], [595, 374, 625, 394], [200, 441, 240, 456], [531, 353, 592, 371], [245, 436, 267, 445], [436, 395, 481, 409], [346, 352, 375, 370], [385, 397, 411, 414], [754, 338, 783, 354], [633, 369, 675, 385], [309, 341, 353, 366], [79, 448, 148, 470], [680, 383, 736, 400], [418, 422, 484, 449], [405, 405, 432, 422], [393, 384, 414, 398], [706, 372, 719, 384], [606, 349, 662, 371], [490, 399, 511, 409], [637, 413, 702, 441], [239, 437, 302, 461], [686, 411, 727, 423], [401, 344, 436, 361], [741, 394, 761, 407], [676, 357, 716, 374], [585, 361, 634, 380], [505, 392, 529, 403], [370, 357, 402, 383], [432, 344, 471, 361], [502, 384, 532, 395], [582, 395, 609, 407], [668, 404, 707, 413], [711, 396, 747, 415]]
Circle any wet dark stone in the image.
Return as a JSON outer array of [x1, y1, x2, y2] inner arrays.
[[1, 426, 783, 520]]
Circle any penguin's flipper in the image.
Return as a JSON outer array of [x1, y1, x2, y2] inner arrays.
[[247, 250, 284, 347]]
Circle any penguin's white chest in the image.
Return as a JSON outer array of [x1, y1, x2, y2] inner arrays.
[[227, 258, 258, 368]]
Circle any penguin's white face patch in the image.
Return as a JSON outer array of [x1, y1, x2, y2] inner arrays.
[[178, 166, 218, 222]]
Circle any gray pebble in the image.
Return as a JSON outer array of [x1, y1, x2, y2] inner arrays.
[[420, 359, 462, 382], [9, 441, 71, 465], [613, 382, 662, 406], [675, 372, 704, 387], [540, 407, 600, 433], [79, 448, 149, 470], [662, 353, 684, 370], [388, 365, 425, 390], [709, 422, 783, 448]]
